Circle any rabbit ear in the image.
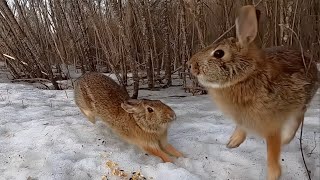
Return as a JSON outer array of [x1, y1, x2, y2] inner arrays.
[[235, 5, 258, 47], [121, 99, 141, 113]]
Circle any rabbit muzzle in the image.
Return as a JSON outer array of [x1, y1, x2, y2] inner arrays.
[[189, 61, 200, 76], [169, 113, 177, 121]]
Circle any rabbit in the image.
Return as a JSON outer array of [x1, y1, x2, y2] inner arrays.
[[188, 5, 319, 180], [73, 72, 183, 163]]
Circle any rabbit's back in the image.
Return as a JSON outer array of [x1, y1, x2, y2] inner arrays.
[[74, 73, 129, 116], [264, 48, 319, 105]]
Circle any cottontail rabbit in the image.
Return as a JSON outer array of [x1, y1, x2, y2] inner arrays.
[[74, 72, 183, 162], [188, 5, 319, 180]]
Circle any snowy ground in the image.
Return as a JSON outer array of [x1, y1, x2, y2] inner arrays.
[[0, 80, 319, 180]]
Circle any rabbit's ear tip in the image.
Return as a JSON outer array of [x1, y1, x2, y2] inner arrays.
[[238, 5, 256, 16], [236, 5, 259, 47]]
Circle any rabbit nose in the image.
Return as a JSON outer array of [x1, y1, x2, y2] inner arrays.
[[190, 62, 200, 76], [168, 113, 176, 121], [173, 113, 176, 120], [186, 60, 192, 68], [172, 113, 177, 120]]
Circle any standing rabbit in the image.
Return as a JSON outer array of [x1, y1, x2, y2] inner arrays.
[[188, 5, 319, 180], [74, 72, 183, 162]]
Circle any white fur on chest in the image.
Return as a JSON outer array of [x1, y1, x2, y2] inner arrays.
[[197, 75, 233, 89]]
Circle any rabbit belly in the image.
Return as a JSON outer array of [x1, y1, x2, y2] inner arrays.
[[281, 117, 298, 142], [234, 111, 284, 137], [281, 111, 304, 144], [209, 95, 287, 136]]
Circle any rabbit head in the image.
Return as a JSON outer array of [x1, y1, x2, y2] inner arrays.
[[188, 5, 263, 89], [121, 99, 176, 134]]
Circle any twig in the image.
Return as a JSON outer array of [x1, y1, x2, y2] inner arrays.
[[202, 2, 215, 15], [278, 24, 308, 72], [212, 24, 235, 44], [307, 132, 317, 156], [10, 78, 53, 89], [64, 90, 69, 99], [290, 0, 299, 45], [253, 0, 264, 7], [11, 78, 52, 82], [299, 118, 312, 180]]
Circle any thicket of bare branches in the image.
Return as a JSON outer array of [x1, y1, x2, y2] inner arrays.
[[0, 0, 319, 95]]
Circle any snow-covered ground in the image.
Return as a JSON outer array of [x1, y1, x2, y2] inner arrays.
[[0, 80, 319, 180]]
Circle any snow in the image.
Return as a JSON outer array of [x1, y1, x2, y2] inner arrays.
[[0, 81, 319, 180]]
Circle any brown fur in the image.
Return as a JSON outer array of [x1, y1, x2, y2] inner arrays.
[[188, 5, 319, 180], [74, 72, 183, 162]]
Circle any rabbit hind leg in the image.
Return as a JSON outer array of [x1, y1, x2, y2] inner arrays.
[[143, 145, 172, 163], [281, 111, 304, 145], [159, 134, 184, 158], [227, 125, 247, 148], [80, 108, 96, 124]]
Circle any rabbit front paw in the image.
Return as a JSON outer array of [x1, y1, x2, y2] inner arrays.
[[226, 126, 246, 148], [267, 164, 281, 180]]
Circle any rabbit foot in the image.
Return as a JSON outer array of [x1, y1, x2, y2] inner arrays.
[[80, 108, 96, 124], [144, 146, 173, 163], [267, 164, 281, 180], [227, 126, 246, 148], [164, 144, 184, 158], [267, 133, 281, 180]]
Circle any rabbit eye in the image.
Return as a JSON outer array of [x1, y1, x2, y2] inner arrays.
[[147, 107, 154, 113], [213, 49, 224, 59]]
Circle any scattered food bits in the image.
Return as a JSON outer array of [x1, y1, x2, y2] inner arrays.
[[104, 161, 147, 180], [111, 168, 127, 177], [131, 171, 146, 180], [106, 160, 118, 169]]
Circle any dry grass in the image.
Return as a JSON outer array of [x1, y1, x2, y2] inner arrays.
[[0, 0, 319, 92]]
